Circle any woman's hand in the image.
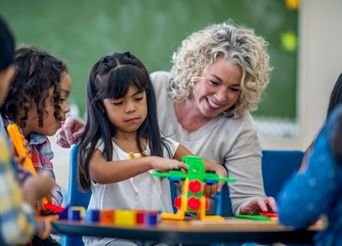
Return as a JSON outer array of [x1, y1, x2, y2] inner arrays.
[[56, 117, 85, 148], [239, 196, 277, 215]]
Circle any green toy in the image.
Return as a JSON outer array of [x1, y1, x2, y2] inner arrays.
[[152, 156, 235, 221]]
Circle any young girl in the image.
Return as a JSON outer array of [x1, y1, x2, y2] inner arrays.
[[278, 104, 342, 244], [0, 46, 72, 245], [79, 52, 227, 245]]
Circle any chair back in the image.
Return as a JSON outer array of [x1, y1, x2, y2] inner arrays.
[[262, 149, 304, 198], [65, 144, 91, 206], [60, 144, 91, 246], [216, 149, 304, 217]]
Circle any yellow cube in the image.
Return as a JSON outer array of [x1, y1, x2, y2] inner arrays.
[[115, 210, 136, 226]]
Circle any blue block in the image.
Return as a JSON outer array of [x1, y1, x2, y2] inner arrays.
[[85, 209, 100, 223]]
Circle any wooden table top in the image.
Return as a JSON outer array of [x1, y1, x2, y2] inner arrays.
[[52, 217, 325, 244]]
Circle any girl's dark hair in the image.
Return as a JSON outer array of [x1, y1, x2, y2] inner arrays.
[[327, 73, 342, 118], [0, 46, 68, 128], [78, 51, 171, 191], [306, 72, 342, 155], [0, 17, 15, 70]]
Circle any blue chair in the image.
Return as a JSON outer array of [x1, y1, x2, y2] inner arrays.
[[261, 150, 304, 198], [175, 150, 304, 217], [60, 144, 91, 246]]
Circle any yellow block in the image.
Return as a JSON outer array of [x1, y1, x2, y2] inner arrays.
[[115, 210, 136, 226]]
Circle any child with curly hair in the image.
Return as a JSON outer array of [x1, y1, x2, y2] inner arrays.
[[0, 45, 72, 245]]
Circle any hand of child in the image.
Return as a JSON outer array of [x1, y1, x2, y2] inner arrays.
[[203, 183, 218, 197], [36, 215, 58, 239], [22, 171, 54, 207], [203, 165, 228, 197], [205, 161, 228, 192], [56, 117, 85, 148], [239, 196, 277, 215], [149, 157, 188, 172]]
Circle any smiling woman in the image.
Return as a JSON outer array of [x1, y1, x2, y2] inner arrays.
[[150, 22, 275, 215], [183, 56, 242, 124]]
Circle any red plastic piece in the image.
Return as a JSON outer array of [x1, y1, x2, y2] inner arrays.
[[187, 197, 201, 210], [174, 196, 182, 209], [259, 212, 278, 218], [188, 180, 202, 193], [136, 210, 145, 224], [43, 203, 64, 214]]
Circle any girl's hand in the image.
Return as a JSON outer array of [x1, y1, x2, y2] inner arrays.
[[149, 157, 188, 172], [203, 165, 228, 197], [203, 183, 218, 197], [239, 196, 277, 215]]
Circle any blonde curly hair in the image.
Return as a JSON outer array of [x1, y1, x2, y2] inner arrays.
[[168, 21, 271, 118]]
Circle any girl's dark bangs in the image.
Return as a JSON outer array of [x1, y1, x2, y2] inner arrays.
[[105, 65, 147, 98]]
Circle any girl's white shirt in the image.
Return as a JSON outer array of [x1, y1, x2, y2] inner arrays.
[[84, 138, 179, 245], [87, 137, 179, 214]]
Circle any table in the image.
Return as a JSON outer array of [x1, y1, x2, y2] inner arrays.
[[52, 218, 324, 244]]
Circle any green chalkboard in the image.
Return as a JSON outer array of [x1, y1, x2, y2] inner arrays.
[[0, 0, 298, 119]]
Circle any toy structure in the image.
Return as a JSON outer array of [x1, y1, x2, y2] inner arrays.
[[152, 155, 236, 221]]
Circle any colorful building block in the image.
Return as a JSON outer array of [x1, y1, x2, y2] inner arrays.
[[115, 210, 136, 226], [85, 209, 100, 223], [152, 156, 236, 221], [100, 210, 115, 224]]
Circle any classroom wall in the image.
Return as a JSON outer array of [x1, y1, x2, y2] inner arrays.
[[261, 0, 342, 150], [0, 0, 299, 121]]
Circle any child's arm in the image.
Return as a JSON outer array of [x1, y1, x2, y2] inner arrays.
[[0, 140, 51, 245], [0, 158, 36, 245], [173, 144, 227, 176], [35, 141, 64, 206], [22, 172, 54, 207], [202, 159, 228, 179], [89, 148, 187, 184], [173, 144, 228, 194]]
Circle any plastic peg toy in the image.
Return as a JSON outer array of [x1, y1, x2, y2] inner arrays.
[[6, 123, 64, 214], [152, 155, 236, 221]]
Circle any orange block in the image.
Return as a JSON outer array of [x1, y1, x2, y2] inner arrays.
[[100, 210, 115, 224]]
